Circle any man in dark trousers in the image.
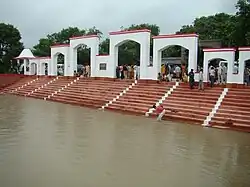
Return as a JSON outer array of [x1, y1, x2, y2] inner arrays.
[[188, 69, 195, 89]]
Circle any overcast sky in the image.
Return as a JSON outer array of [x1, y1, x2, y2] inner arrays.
[[0, 0, 237, 48]]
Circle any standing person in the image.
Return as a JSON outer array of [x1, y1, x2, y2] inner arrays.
[[116, 66, 120, 79], [217, 64, 223, 84], [120, 65, 124, 79], [210, 67, 215, 87], [133, 65, 137, 79], [175, 65, 181, 80], [222, 63, 227, 84], [85, 65, 90, 77], [198, 69, 204, 91], [188, 69, 195, 89], [123, 64, 128, 79]]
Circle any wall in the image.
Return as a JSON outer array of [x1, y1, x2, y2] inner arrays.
[[95, 55, 112, 77], [203, 48, 236, 83]]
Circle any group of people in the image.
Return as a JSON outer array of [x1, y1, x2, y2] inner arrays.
[[74, 65, 91, 77], [116, 65, 140, 80], [208, 63, 227, 87], [158, 64, 188, 82]]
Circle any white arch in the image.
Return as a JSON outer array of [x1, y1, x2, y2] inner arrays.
[[69, 35, 99, 77], [239, 47, 250, 84], [109, 29, 151, 79], [29, 62, 38, 75], [50, 44, 69, 76], [203, 48, 236, 83], [152, 33, 198, 80]]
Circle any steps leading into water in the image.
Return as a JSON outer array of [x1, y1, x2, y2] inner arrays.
[[209, 88, 250, 132], [105, 81, 176, 115], [1, 74, 250, 133]]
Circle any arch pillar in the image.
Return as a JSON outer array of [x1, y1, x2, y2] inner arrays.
[[50, 44, 70, 76], [153, 33, 198, 80], [69, 35, 99, 77], [109, 29, 151, 79], [203, 48, 236, 83]]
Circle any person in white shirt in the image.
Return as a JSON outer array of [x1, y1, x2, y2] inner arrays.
[[175, 65, 181, 79], [210, 67, 215, 87], [217, 65, 223, 84], [198, 69, 204, 91]]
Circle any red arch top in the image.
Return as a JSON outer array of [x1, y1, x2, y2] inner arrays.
[[238, 47, 250, 51], [152, 33, 198, 39], [34, 56, 51, 59], [14, 56, 51, 60], [50, 44, 70, 48], [109, 29, 151, 35], [203, 48, 236, 52], [69, 35, 99, 40]]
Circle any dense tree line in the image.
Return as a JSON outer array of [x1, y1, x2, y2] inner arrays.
[[0, 0, 249, 73]]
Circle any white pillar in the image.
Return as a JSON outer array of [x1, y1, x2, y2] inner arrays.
[[139, 38, 150, 80], [188, 37, 198, 73], [50, 55, 57, 76], [239, 52, 245, 84], [226, 54, 235, 84], [23, 59, 28, 75], [68, 48, 76, 76], [203, 53, 209, 82], [109, 41, 117, 78]]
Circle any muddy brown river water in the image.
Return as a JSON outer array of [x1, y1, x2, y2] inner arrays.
[[0, 95, 250, 187]]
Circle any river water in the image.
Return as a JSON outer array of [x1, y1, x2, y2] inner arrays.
[[0, 95, 249, 187]]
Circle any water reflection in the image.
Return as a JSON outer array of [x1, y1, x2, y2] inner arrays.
[[0, 95, 249, 187]]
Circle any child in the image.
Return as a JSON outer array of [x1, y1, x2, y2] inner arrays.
[[153, 104, 165, 121], [152, 104, 178, 121]]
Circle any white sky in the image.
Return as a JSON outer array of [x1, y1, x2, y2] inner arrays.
[[0, 0, 237, 48]]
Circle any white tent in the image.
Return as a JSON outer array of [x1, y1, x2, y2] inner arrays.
[[15, 49, 35, 59]]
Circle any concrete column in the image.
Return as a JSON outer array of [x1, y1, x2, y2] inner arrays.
[[188, 39, 198, 73]]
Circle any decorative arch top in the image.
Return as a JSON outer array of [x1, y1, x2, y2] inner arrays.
[[69, 35, 99, 40], [109, 29, 151, 35], [153, 33, 198, 39], [203, 48, 236, 52], [115, 38, 141, 48], [238, 47, 250, 51], [50, 44, 70, 48]]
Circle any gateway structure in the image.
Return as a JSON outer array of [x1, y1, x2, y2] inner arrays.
[[15, 29, 250, 84]]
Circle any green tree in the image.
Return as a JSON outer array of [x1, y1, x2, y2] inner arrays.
[[235, 0, 250, 46], [177, 13, 237, 47], [0, 23, 24, 73], [99, 38, 110, 55]]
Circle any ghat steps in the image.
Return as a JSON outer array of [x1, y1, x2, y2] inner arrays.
[[209, 87, 250, 132], [1, 74, 250, 133], [150, 84, 223, 124]]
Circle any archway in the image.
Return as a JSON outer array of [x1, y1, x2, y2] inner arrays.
[[75, 44, 90, 77], [244, 59, 250, 85], [153, 34, 198, 80], [116, 40, 140, 79], [30, 63, 37, 75], [55, 53, 65, 76], [160, 45, 189, 81], [207, 58, 228, 84], [109, 30, 150, 79]]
